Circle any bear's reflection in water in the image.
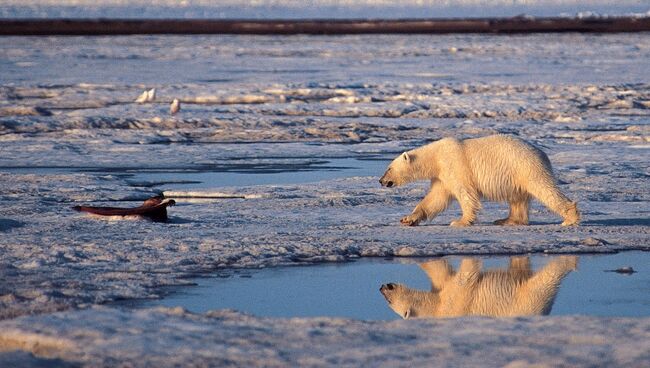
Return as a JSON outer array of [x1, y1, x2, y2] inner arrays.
[[380, 256, 577, 319]]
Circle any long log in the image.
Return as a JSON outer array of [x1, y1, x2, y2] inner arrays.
[[1, 17, 649, 36]]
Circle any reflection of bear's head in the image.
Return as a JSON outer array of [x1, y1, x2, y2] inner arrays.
[[380, 282, 437, 319], [379, 152, 414, 188]]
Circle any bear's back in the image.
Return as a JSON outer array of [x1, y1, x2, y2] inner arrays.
[[461, 135, 553, 201]]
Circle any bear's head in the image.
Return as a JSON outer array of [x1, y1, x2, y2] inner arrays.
[[379, 152, 413, 188], [380, 282, 438, 319]]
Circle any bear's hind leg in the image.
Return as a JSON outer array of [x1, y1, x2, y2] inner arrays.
[[514, 256, 577, 315], [560, 201, 580, 226], [528, 182, 580, 226], [450, 188, 480, 227], [494, 196, 530, 226]]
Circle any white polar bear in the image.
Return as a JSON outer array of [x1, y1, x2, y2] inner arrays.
[[379, 134, 580, 226]]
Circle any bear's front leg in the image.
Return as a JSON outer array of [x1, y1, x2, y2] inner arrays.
[[401, 180, 451, 226], [400, 210, 425, 226]]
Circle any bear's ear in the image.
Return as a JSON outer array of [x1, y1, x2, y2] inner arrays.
[[401, 152, 411, 163]]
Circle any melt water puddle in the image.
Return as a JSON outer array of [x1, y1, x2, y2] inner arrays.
[[0, 156, 390, 190], [127, 157, 389, 189], [128, 251, 649, 320]]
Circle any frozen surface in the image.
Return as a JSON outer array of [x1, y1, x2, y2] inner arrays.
[[0, 307, 650, 367], [0, 307, 649, 367], [131, 252, 650, 320], [0, 33, 649, 366]]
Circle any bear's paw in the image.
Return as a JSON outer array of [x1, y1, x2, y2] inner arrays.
[[400, 214, 421, 226]]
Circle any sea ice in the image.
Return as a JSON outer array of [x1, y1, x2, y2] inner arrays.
[[0, 33, 648, 366]]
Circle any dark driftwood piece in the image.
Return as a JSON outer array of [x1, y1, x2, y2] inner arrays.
[[73, 196, 175, 222], [1, 17, 649, 36]]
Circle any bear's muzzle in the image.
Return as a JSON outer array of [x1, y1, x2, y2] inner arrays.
[[379, 175, 394, 188], [380, 283, 396, 295]]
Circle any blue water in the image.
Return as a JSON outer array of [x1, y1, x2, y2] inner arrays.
[[134, 251, 650, 320], [1, 3, 647, 19], [0, 157, 391, 189], [128, 157, 389, 189]]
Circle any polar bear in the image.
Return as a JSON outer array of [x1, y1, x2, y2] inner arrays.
[[379, 134, 580, 226], [380, 256, 577, 319]]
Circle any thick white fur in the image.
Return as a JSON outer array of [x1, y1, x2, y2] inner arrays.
[[379, 134, 580, 226], [380, 256, 577, 319]]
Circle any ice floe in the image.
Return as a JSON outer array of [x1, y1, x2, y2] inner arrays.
[[0, 32, 648, 366]]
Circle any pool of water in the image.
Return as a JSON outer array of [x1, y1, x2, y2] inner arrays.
[[0, 157, 390, 190], [129, 251, 650, 320], [126, 157, 389, 189]]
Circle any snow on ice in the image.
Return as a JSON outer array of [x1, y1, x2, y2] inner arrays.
[[0, 33, 649, 366]]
